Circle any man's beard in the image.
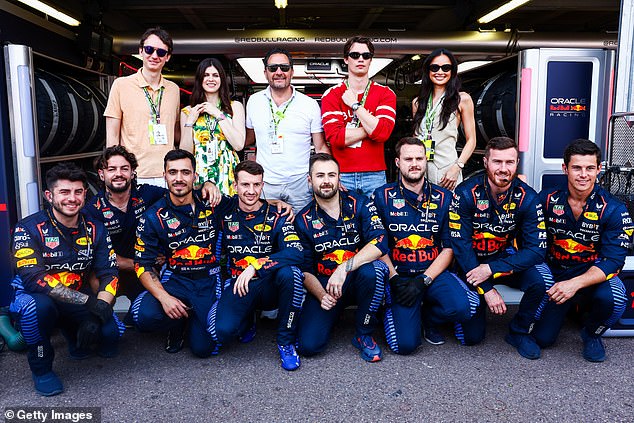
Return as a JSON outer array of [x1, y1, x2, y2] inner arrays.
[[401, 168, 424, 184], [486, 168, 516, 190], [314, 183, 337, 200], [106, 178, 131, 194]]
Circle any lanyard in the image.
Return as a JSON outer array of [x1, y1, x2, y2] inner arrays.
[[268, 94, 295, 135], [203, 113, 220, 136], [398, 177, 433, 222], [345, 80, 372, 109], [243, 202, 270, 245], [314, 195, 353, 236], [423, 94, 445, 139], [484, 174, 517, 225], [46, 209, 92, 257], [143, 86, 164, 123]]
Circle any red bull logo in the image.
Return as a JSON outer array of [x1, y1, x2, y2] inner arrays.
[[172, 245, 214, 260], [473, 232, 506, 242], [233, 256, 269, 275], [472, 232, 508, 252], [106, 277, 119, 296], [394, 235, 434, 250], [322, 249, 355, 265], [553, 238, 595, 254], [44, 272, 82, 290]]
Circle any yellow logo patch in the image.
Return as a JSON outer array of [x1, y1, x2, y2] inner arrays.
[[76, 237, 89, 246], [584, 212, 598, 221], [17, 258, 37, 267], [253, 224, 272, 231], [14, 248, 34, 258]]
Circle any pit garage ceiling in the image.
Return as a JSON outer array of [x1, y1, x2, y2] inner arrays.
[[1, 0, 624, 82], [8, 0, 622, 34]]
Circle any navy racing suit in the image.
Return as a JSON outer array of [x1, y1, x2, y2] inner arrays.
[[373, 180, 479, 354], [10, 209, 121, 375], [132, 192, 230, 357], [295, 191, 389, 356], [207, 197, 305, 347], [450, 175, 551, 344], [83, 184, 164, 303], [532, 184, 632, 346]]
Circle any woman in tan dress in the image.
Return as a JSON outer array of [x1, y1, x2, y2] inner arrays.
[[412, 48, 476, 191]]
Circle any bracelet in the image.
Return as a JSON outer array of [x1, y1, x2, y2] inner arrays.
[[345, 257, 354, 272], [455, 161, 464, 169], [184, 123, 194, 127]]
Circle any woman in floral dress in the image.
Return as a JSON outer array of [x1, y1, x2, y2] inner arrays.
[[180, 58, 245, 195]]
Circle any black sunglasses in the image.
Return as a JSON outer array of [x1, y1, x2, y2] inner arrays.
[[347, 52, 373, 60], [266, 64, 292, 72], [143, 45, 169, 57], [429, 64, 452, 72]]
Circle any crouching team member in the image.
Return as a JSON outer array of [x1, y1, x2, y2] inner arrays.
[[208, 161, 305, 371], [133, 150, 226, 357], [450, 137, 551, 359], [10, 163, 120, 396], [296, 153, 389, 362], [83, 146, 164, 325], [532, 139, 632, 362], [375, 137, 479, 354]]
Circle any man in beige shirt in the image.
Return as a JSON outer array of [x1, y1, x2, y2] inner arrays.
[[104, 27, 180, 187]]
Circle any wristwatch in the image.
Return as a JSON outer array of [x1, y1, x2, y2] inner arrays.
[[351, 102, 361, 111], [455, 161, 465, 169], [422, 274, 433, 287]]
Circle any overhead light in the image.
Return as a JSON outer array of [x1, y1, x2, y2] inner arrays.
[[275, 0, 287, 9], [477, 0, 530, 24], [457, 60, 492, 73], [16, 0, 81, 26], [236, 57, 393, 85], [411, 55, 421, 61]]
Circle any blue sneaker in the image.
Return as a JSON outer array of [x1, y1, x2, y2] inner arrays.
[[351, 335, 382, 362], [238, 322, 257, 344], [505, 333, 541, 360], [32, 371, 64, 396], [278, 344, 300, 371], [581, 328, 605, 362]]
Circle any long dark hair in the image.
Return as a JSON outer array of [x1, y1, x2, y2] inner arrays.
[[189, 58, 233, 117], [412, 48, 461, 133]]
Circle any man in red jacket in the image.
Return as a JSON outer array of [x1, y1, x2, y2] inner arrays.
[[321, 35, 397, 198]]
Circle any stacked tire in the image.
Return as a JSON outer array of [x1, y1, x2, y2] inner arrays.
[[34, 70, 107, 156]]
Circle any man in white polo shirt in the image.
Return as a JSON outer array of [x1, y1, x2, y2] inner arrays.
[[246, 48, 330, 213]]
